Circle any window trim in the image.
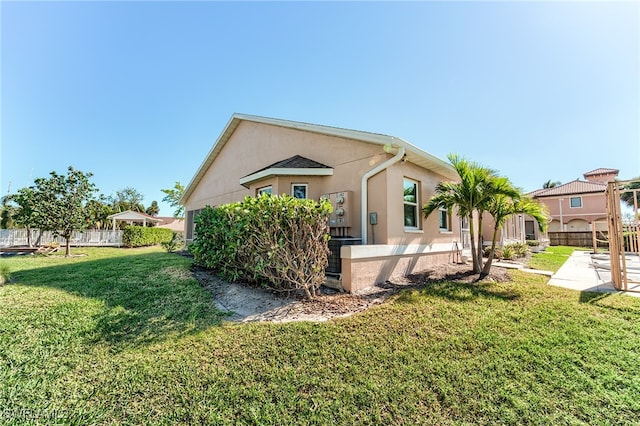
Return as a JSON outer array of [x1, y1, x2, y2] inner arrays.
[[438, 207, 452, 232], [291, 183, 308, 199], [403, 178, 420, 230], [569, 196, 582, 208], [257, 186, 273, 196]]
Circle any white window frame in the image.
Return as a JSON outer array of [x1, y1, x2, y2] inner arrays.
[[569, 196, 582, 208], [439, 208, 451, 232], [403, 178, 420, 230], [291, 183, 308, 199], [257, 186, 272, 196]]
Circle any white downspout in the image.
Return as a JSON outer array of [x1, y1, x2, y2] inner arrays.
[[361, 145, 406, 245]]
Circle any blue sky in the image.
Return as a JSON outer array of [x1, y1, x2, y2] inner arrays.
[[2, 1, 638, 215]]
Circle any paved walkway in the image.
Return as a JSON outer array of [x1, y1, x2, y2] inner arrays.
[[548, 250, 640, 297]]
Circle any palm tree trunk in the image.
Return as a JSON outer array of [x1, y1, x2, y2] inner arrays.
[[477, 212, 484, 271], [468, 215, 481, 273], [480, 226, 500, 278]]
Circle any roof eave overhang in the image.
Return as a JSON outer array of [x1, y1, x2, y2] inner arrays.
[[240, 168, 334, 188]]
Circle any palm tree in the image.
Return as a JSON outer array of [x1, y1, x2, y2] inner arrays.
[[423, 153, 503, 273], [620, 179, 640, 207], [542, 180, 561, 189], [481, 190, 549, 278]]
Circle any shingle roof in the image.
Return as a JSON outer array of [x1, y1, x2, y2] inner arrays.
[[531, 179, 607, 198], [250, 155, 332, 175], [583, 168, 619, 177]]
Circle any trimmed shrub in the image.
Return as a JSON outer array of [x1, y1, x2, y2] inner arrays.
[[122, 226, 173, 248], [191, 195, 332, 299]]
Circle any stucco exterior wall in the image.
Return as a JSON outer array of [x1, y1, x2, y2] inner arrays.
[[341, 245, 451, 293], [184, 120, 389, 239], [538, 192, 606, 231]]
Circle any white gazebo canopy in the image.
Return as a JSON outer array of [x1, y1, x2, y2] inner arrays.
[[106, 210, 162, 231]]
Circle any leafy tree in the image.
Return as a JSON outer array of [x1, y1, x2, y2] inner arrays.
[[12, 187, 40, 246], [620, 179, 640, 208], [31, 167, 97, 256], [0, 194, 16, 229], [146, 200, 159, 216], [161, 181, 185, 218], [481, 189, 549, 277], [542, 180, 561, 189], [85, 197, 115, 230], [110, 187, 145, 213]]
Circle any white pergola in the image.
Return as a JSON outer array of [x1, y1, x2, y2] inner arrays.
[[106, 210, 162, 231]]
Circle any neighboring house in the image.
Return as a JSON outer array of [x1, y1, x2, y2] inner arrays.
[[156, 217, 185, 232], [529, 168, 619, 233], [181, 113, 463, 293]]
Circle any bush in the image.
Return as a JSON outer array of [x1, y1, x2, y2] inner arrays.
[[191, 195, 332, 299], [161, 232, 184, 253], [122, 226, 173, 248], [526, 240, 540, 247]]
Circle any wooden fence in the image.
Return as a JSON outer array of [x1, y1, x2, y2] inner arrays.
[[0, 229, 123, 248], [548, 231, 608, 248]]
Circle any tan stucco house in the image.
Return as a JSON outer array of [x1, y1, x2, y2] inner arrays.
[[181, 113, 463, 292]]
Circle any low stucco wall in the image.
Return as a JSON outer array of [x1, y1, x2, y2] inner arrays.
[[340, 244, 453, 293]]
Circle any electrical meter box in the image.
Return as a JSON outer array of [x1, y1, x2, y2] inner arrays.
[[322, 191, 352, 228]]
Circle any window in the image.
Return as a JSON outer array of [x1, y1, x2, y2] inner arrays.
[[403, 178, 419, 228], [257, 186, 272, 196], [439, 208, 451, 231], [186, 208, 203, 241], [291, 183, 308, 199], [570, 197, 582, 208]]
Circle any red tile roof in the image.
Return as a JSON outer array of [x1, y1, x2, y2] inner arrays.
[[583, 168, 619, 177], [530, 179, 607, 198]]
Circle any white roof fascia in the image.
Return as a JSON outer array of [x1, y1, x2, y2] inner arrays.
[[239, 168, 334, 187]]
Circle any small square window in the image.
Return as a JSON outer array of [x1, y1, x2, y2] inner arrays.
[[292, 184, 308, 199], [570, 197, 582, 208], [257, 186, 272, 196]]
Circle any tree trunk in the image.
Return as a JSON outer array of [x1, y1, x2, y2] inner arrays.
[[480, 226, 500, 279], [64, 236, 71, 256], [476, 213, 484, 271], [468, 216, 481, 273], [26, 226, 32, 248]]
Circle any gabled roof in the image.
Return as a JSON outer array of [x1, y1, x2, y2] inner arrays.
[[107, 210, 162, 222], [181, 113, 457, 204], [583, 168, 619, 177], [252, 155, 332, 172], [240, 155, 334, 187], [531, 179, 607, 198]]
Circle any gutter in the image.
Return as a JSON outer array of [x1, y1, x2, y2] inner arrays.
[[361, 145, 406, 245]]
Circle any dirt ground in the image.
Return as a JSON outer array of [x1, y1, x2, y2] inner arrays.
[[192, 262, 512, 323]]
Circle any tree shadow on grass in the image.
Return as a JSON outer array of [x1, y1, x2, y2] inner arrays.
[[388, 269, 521, 304], [10, 251, 225, 350]]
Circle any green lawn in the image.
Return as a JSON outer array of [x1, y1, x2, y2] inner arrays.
[[1, 247, 639, 425], [527, 245, 579, 272]]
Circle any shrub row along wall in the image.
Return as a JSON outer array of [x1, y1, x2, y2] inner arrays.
[[122, 226, 174, 248], [191, 195, 332, 299]]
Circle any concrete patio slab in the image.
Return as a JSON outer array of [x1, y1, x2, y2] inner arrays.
[[548, 250, 640, 297]]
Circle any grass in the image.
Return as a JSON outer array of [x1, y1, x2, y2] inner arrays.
[[1, 247, 639, 425], [527, 245, 580, 272]]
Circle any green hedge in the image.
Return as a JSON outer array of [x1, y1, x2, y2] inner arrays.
[[122, 226, 174, 248], [191, 195, 332, 299]]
